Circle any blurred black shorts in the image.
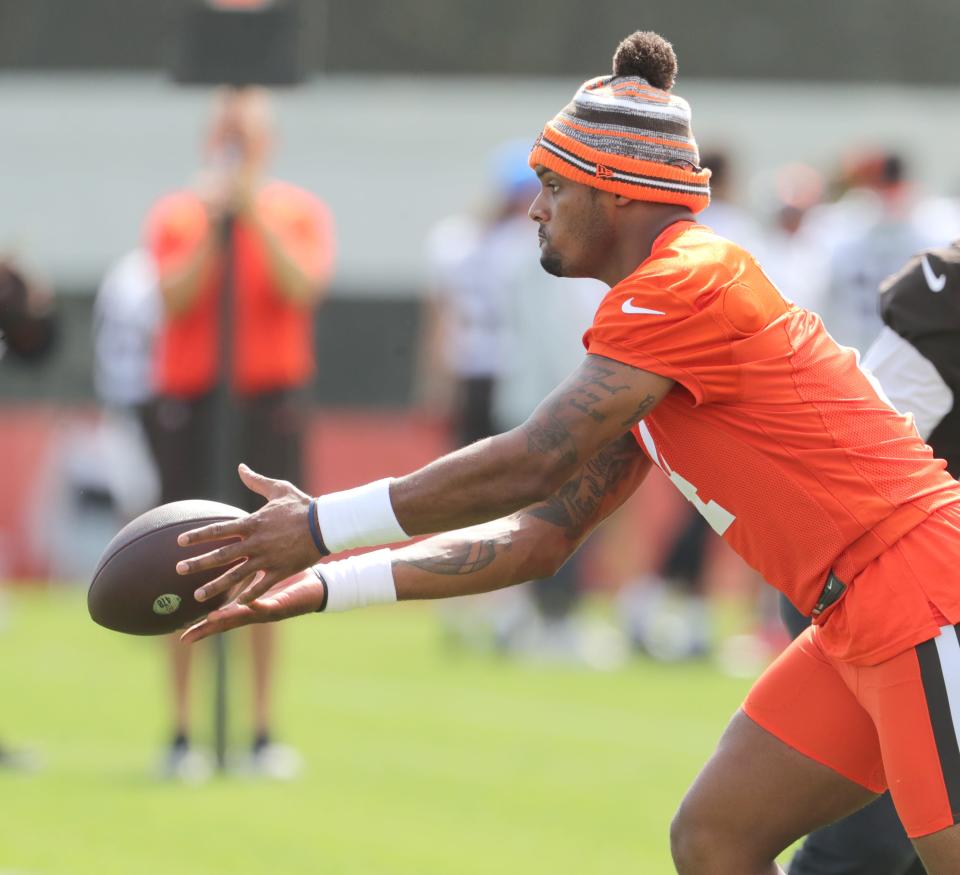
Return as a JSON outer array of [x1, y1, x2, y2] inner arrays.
[[146, 388, 305, 513]]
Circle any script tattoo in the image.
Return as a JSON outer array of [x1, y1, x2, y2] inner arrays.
[[620, 393, 657, 427], [565, 359, 631, 421], [523, 360, 632, 467], [526, 432, 641, 540], [396, 540, 498, 576]]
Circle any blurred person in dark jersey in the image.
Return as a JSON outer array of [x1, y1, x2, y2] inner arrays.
[[783, 242, 960, 875], [145, 88, 334, 780], [0, 258, 56, 771], [0, 259, 55, 365]]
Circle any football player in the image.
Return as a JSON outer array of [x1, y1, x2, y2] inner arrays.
[[177, 34, 960, 875]]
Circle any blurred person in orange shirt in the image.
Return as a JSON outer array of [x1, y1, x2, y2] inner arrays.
[[145, 87, 334, 780]]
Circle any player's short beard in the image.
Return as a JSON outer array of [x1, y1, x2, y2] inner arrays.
[[539, 247, 564, 277], [539, 190, 609, 279]]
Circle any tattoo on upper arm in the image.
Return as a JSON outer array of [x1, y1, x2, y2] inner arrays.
[[523, 360, 632, 466], [620, 393, 657, 427], [395, 540, 499, 576], [526, 432, 640, 540], [566, 360, 630, 420]]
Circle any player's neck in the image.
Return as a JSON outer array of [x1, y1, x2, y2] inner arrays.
[[600, 205, 694, 287]]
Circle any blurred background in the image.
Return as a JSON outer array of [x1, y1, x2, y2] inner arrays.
[[2, 1, 960, 873]]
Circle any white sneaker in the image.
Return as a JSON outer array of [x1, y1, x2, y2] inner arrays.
[[159, 744, 212, 784], [248, 742, 303, 781], [0, 745, 40, 773]]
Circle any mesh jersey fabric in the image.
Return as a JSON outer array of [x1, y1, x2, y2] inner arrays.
[[584, 220, 960, 665]]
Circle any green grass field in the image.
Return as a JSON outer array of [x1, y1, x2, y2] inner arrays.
[[0, 587, 757, 875]]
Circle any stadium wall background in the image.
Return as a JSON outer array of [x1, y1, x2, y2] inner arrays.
[[0, 294, 421, 408], [2, 0, 960, 84], [5, 74, 960, 296]]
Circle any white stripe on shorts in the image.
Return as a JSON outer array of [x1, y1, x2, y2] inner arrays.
[[934, 624, 960, 756]]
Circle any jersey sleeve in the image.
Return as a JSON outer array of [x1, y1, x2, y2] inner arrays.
[[584, 279, 704, 403], [861, 325, 953, 440], [878, 246, 960, 392], [583, 252, 788, 405]]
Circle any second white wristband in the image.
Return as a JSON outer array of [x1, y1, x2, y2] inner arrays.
[[313, 548, 397, 613], [314, 478, 409, 553]]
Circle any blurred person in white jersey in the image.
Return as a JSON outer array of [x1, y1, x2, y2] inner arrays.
[[419, 140, 538, 449], [811, 150, 960, 352], [422, 141, 607, 659], [761, 163, 830, 316], [618, 149, 776, 664]]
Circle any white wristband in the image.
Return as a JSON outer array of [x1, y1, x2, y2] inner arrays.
[[314, 478, 409, 553], [313, 549, 396, 613]]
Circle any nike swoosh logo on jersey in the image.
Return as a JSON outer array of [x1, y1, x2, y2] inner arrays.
[[621, 298, 666, 316], [921, 255, 947, 292]]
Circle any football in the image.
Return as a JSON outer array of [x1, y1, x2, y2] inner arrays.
[[88, 499, 246, 635]]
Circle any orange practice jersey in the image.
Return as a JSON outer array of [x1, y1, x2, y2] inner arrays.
[[584, 221, 960, 665], [147, 182, 334, 397]]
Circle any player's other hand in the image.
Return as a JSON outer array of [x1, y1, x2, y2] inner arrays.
[[180, 570, 325, 643], [176, 464, 322, 605]]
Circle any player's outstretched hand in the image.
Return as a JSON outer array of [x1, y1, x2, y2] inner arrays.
[[176, 463, 323, 606], [180, 570, 324, 643]]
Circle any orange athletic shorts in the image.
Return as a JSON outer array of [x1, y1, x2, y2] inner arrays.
[[744, 503, 960, 837], [744, 619, 960, 838]]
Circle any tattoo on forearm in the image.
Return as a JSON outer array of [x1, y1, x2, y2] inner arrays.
[[396, 540, 498, 576], [524, 417, 578, 466], [523, 360, 632, 466], [620, 393, 656, 427], [527, 433, 639, 540]]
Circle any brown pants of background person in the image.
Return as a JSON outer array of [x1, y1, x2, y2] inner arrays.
[[145, 388, 305, 749]]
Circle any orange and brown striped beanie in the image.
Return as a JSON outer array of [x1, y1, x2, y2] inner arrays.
[[528, 31, 711, 213]]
